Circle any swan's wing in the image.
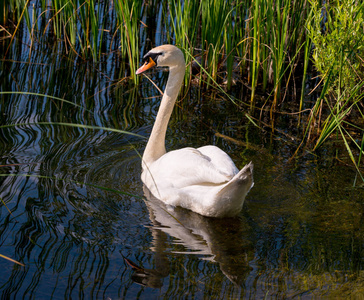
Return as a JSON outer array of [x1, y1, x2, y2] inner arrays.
[[197, 145, 239, 176], [142, 147, 238, 189]]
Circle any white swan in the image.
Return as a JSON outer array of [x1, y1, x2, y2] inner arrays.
[[136, 45, 253, 218]]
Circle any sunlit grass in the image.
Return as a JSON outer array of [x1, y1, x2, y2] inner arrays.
[[0, 254, 24, 267], [114, 0, 142, 83], [1, 0, 363, 177], [1, 0, 311, 91], [305, 0, 364, 180], [167, 0, 201, 84]]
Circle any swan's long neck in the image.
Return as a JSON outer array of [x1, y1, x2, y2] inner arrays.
[[142, 64, 185, 167]]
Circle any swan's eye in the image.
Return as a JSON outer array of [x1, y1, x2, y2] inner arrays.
[[143, 52, 164, 66]]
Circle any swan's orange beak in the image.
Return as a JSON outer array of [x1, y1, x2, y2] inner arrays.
[[136, 57, 156, 75]]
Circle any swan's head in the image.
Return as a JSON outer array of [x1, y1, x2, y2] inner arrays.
[[136, 45, 185, 75]]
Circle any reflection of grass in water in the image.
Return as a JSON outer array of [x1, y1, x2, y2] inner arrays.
[[0, 91, 146, 138], [246, 158, 363, 295], [0, 166, 143, 267], [0, 91, 145, 267], [0, 89, 145, 197], [291, 271, 364, 298], [0, 173, 144, 198]]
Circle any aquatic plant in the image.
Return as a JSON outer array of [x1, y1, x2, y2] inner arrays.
[[1, 0, 310, 92], [167, 0, 201, 83], [114, 0, 143, 83], [304, 0, 364, 179], [308, 0, 364, 98], [1, 0, 363, 176]]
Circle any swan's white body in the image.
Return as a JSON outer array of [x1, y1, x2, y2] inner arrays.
[[137, 45, 253, 218]]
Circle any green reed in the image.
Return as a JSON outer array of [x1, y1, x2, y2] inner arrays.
[[315, 82, 364, 179], [2, 0, 310, 90], [297, 68, 364, 180], [167, 0, 201, 83], [77, 0, 109, 61], [246, 0, 311, 106], [304, 0, 364, 177], [114, 0, 142, 83], [3, 1, 111, 62], [308, 0, 364, 99], [250, 0, 260, 103], [223, 6, 236, 90], [2, 0, 363, 175], [0, 0, 29, 26], [201, 0, 233, 85]]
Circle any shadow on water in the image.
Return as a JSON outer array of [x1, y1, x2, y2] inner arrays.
[[1, 19, 364, 300]]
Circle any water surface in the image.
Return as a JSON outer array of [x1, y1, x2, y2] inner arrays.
[[0, 34, 363, 299]]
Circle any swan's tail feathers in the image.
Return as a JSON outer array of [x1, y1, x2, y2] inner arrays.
[[216, 162, 254, 205]]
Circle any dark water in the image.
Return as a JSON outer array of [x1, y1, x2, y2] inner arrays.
[[1, 30, 364, 300]]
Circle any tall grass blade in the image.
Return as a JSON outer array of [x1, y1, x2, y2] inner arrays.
[[0, 122, 146, 139], [3, 0, 30, 58], [0, 91, 94, 114], [1, 197, 12, 215], [0, 254, 24, 267], [115, 0, 142, 83]]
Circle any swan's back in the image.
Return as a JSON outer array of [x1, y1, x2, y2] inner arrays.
[[142, 146, 253, 218]]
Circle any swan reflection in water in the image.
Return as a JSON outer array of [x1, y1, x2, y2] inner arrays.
[[124, 186, 255, 288]]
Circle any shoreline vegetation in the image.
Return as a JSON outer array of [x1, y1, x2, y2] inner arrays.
[[1, 0, 363, 179]]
